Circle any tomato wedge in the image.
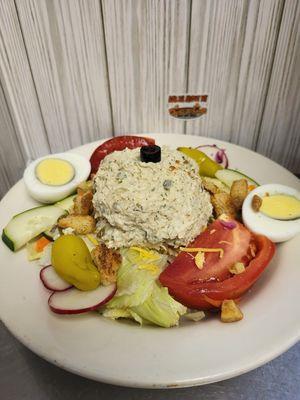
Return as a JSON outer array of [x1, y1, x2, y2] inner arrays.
[[90, 135, 155, 174], [167, 220, 252, 284], [159, 221, 275, 310]]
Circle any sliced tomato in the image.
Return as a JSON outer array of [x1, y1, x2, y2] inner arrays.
[[159, 221, 275, 310], [161, 220, 251, 285], [90, 135, 155, 174]]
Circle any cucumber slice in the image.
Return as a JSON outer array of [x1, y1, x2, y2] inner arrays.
[[43, 195, 75, 239], [43, 229, 55, 241], [215, 169, 259, 188], [55, 194, 76, 213], [2, 205, 66, 251]]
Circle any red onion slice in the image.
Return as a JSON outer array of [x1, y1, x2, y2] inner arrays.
[[219, 220, 237, 230], [197, 144, 229, 168]]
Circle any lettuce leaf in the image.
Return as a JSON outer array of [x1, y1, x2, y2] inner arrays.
[[102, 308, 143, 325], [103, 247, 186, 328], [132, 282, 187, 328], [107, 247, 167, 308]]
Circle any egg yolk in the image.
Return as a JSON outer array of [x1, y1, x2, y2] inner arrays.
[[260, 194, 300, 220], [35, 158, 75, 186]]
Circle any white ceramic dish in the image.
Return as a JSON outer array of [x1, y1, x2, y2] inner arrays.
[[0, 134, 299, 388]]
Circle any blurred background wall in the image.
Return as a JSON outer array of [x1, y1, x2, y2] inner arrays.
[[0, 0, 299, 198]]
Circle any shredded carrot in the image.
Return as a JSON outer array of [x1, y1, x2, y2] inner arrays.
[[248, 185, 256, 192], [180, 247, 224, 258], [35, 236, 51, 252]]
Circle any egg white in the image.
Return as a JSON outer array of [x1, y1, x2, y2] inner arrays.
[[242, 184, 300, 243], [23, 153, 91, 203]]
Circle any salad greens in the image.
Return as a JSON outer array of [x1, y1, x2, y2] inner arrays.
[[103, 247, 186, 327]]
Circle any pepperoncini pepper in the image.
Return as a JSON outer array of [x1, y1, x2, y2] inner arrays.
[[52, 235, 100, 290]]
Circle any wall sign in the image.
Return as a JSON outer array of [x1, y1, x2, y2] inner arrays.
[[168, 94, 208, 120]]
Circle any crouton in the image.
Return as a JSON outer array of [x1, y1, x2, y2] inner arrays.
[[221, 300, 243, 323], [91, 243, 121, 285], [202, 177, 230, 194], [73, 189, 93, 215], [230, 179, 248, 210], [77, 180, 93, 192], [202, 178, 220, 194], [211, 192, 237, 219], [252, 194, 262, 212], [58, 215, 95, 234]]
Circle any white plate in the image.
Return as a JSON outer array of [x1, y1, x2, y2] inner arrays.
[[0, 134, 299, 388]]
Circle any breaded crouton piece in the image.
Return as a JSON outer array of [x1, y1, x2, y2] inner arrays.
[[211, 192, 237, 219], [202, 177, 230, 194], [91, 243, 121, 285], [202, 178, 220, 194], [58, 215, 95, 234], [77, 180, 93, 192], [73, 189, 93, 215], [230, 179, 248, 210], [221, 300, 243, 323]]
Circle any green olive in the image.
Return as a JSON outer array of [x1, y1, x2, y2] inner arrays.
[[52, 235, 100, 291]]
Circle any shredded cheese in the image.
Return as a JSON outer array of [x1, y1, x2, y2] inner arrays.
[[130, 246, 160, 260], [210, 229, 216, 235], [219, 240, 232, 245], [137, 264, 160, 275], [195, 251, 205, 269], [180, 247, 224, 258]]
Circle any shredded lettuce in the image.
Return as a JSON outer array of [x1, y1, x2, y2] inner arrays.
[[103, 247, 186, 328], [185, 311, 206, 322], [132, 283, 187, 328], [102, 308, 143, 325], [107, 248, 161, 308]]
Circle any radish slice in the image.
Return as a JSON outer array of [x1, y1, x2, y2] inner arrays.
[[48, 283, 117, 314], [40, 266, 72, 292], [197, 144, 229, 168]]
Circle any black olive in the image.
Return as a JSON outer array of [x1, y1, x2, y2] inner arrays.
[[140, 145, 161, 163]]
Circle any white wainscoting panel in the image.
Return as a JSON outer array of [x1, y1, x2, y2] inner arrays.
[[0, 82, 26, 198], [0, 0, 49, 159], [15, 0, 113, 152], [257, 0, 300, 173], [102, 0, 190, 135], [186, 0, 285, 150], [0, 0, 299, 199]]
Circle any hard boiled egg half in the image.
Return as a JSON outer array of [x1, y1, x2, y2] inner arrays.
[[24, 153, 91, 203], [242, 184, 300, 243]]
